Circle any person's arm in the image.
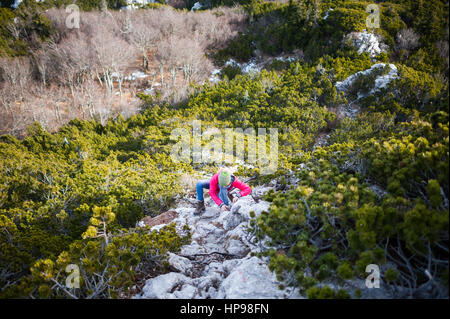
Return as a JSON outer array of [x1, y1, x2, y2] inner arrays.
[[209, 174, 225, 207], [232, 178, 252, 198]]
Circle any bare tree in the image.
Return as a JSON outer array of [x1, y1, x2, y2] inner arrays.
[[101, 0, 108, 13], [6, 20, 22, 40], [0, 57, 31, 96], [1, 5, 249, 136], [90, 24, 138, 96], [436, 40, 449, 75], [45, 33, 94, 110], [395, 28, 420, 56], [0, 57, 33, 136], [44, 8, 72, 44], [176, 36, 213, 83], [128, 12, 162, 70], [32, 46, 53, 87]]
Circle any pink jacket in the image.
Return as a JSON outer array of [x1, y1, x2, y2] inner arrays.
[[209, 171, 252, 206]]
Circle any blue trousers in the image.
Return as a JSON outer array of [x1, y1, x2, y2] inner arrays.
[[196, 179, 230, 206]]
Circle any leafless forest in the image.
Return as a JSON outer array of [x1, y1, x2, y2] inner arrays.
[[0, 6, 247, 137]]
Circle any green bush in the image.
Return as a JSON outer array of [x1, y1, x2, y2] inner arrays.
[[221, 64, 243, 80], [306, 285, 350, 299], [0, 0, 448, 299], [254, 101, 448, 297], [25, 223, 190, 298], [337, 261, 353, 280]]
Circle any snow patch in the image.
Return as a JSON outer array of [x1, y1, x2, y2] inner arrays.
[[208, 53, 299, 84], [209, 69, 221, 84], [112, 70, 149, 82], [11, 0, 22, 8], [137, 220, 146, 227], [225, 58, 262, 74], [191, 2, 203, 11], [143, 88, 154, 95], [323, 8, 334, 20], [275, 56, 297, 63], [120, 0, 156, 10], [124, 71, 148, 81]]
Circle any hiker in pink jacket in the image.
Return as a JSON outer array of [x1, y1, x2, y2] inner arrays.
[[194, 168, 252, 215]]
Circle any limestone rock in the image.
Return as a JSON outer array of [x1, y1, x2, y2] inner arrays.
[[138, 272, 193, 299], [346, 31, 388, 58], [133, 184, 304, 299], [335, 63, 398, 99], [216, 257, 302, 299], [168, 253, 194, 275]]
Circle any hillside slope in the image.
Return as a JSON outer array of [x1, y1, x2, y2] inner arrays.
[[133, 183, 406, 299], [0, 0, 448, 299]]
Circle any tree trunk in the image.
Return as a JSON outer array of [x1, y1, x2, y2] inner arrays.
[[160, 64, 164, 86], [171, 67, 176, 87], [118, 76, 123, 100]]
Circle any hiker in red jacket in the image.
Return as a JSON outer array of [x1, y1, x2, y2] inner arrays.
[[194, 168, 252, 215]]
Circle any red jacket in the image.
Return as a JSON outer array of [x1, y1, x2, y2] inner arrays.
[[209, 171, 251, 207]]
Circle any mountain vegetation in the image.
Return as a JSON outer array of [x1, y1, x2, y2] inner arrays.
[[0, 0, 448, 298]]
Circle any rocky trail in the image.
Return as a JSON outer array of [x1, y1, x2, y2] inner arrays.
[[131, 59, 403, 300], [133, 184, 303, 299], [131, 177, 401, 299]]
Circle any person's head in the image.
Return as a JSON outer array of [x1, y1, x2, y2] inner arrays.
[[218, 168, 232, 187]]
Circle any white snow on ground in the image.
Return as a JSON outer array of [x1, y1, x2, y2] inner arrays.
[[335, 63, 398, 99], [133, 185, 303, 299], [209, 69, 221, 84], [111, 72, 120, 80], [11, 0, 23, 8], [191, 2, 203, 12], [323, 8, 334, 20], [241, 59, 262, 74], [208, 54, 299, 84], [224, 58, 263, 74], [124, 71, 148, 81], [120, 0, 156, 10], [275, 56, 297, 63], [111, 70, 149, 82]]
